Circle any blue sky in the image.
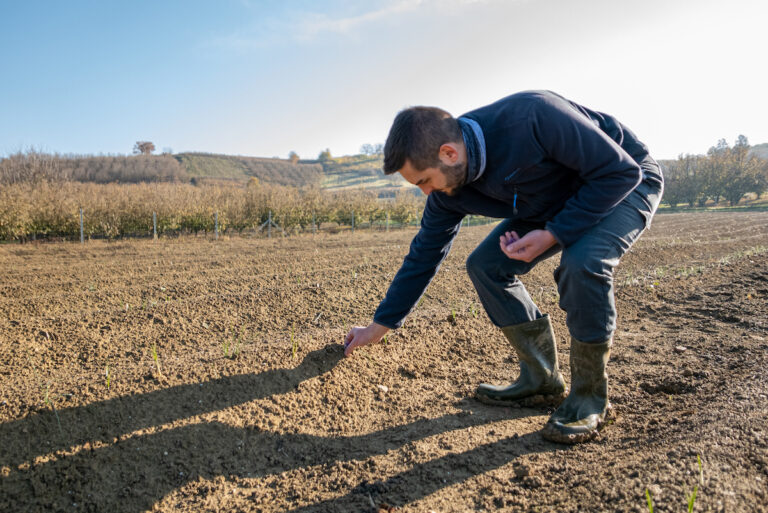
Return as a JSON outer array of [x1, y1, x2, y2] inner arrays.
[[1, 0, 766, 160]]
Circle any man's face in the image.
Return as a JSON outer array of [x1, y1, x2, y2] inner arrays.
[[399, 159, 467, 196]]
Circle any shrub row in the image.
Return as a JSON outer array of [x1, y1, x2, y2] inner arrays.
[[0, 181, 426, 241]]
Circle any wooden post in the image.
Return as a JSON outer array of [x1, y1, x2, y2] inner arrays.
[[268, 211, 272, 239], [79, 208, 84, 244], [153, 212, 157, 240], [214, 212, 219, 240], [351, 212, 355, 234], [312, 212, 316, 235], [386, 211, 390, 232]]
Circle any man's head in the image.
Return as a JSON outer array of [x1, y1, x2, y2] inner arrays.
[[383, 106, 467, 196]]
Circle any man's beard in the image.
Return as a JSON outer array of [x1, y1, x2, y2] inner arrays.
[[439, 161, 467, 196]]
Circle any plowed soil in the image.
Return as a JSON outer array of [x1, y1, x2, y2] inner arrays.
[[1, 211, 767, 512]]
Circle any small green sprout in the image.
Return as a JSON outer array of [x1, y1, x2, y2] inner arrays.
[[645, 488, 654, 513], [44, 382, 64, 435], [233, 327, 244, 358], [687, 486, 698, 513], [105, 364, 111, 390], [685, 453, 704, 512], [383, 334, 388, 344], [697, 454, 703, 485], [151, 342, 163, 378], [470, 303, 478, 318]]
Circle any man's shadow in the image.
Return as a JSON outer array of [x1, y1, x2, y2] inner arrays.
[[0, 345, 346, 470], [0, 345, 557, 511]]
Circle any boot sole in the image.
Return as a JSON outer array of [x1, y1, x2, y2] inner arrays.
[[540, 405, 614, 444], [475, 389, 568, 408]]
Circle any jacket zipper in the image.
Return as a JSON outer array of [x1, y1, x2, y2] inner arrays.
[[513, 187, 518, 215]]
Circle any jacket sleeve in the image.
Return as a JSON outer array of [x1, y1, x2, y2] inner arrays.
[[528, 95, 642, 247], [373, 194, 464, 329]]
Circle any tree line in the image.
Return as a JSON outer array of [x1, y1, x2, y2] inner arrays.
[[660, 136, 768, 208], [0, 150, 189, 184]]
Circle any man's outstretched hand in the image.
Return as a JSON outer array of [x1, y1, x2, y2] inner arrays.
[[500, 229, 557, 262], [344, 322, 390, 357]]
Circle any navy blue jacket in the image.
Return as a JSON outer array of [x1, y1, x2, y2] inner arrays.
[[374, 90, 662, 329]]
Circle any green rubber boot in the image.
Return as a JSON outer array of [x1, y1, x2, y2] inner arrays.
[[541, 338, 612, 444], [475, 315, 567, 407]]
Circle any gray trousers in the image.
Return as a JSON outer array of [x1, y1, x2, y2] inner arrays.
[[466, 180, 663, 343]]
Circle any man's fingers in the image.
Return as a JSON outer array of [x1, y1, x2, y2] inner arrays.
[[505, 240, 534, 262], [506, 240, 524, 254]]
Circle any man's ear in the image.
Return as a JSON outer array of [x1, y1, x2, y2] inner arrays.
[[439, 143, 460, 164]]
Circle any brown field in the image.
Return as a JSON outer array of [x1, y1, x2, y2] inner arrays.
[[1, 211, 767, 512]]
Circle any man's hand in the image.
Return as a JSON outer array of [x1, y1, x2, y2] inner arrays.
[[499, 229, 557, 262], [344, 322, 390, 357]]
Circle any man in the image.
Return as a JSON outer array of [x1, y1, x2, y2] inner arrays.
[[343, 90, 663, 444]]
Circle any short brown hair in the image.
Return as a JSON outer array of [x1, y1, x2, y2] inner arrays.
[[383, 106, 461, 174]]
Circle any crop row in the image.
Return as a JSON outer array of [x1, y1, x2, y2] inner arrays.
[[0, 181, 427, 241]]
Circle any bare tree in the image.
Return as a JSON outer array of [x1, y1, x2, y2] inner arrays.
[[133, 141, 156, 155]]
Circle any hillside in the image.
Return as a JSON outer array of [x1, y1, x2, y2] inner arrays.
[[749, 143, 768, 160], [319, 154, 416, 196], [174, 152, 416, 194], [175, 153, 323, 187]]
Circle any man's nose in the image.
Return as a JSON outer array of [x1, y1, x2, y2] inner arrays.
[[419, 184, 433, 195]]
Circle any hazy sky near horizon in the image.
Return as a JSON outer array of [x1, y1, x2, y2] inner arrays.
[[1, 0, 766, 161]]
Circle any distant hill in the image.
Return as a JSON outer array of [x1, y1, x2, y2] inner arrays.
[[174, 152, 416, 194], [749, 143, 768, 160], [0, 149, 423, 195], [175, 153, 323, 187], [319, 154, 416, 196]]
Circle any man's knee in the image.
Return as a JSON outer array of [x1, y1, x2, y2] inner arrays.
[[555, 240, 618, 307], [466, 244, 531, 283], [557, 239, 615, 282], [465, 247, 481, 278], [556, 242, 619, 341], [465, 242, 498, 280]]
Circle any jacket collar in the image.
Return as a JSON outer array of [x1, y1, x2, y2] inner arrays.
[[458, 116, 487, 185]]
